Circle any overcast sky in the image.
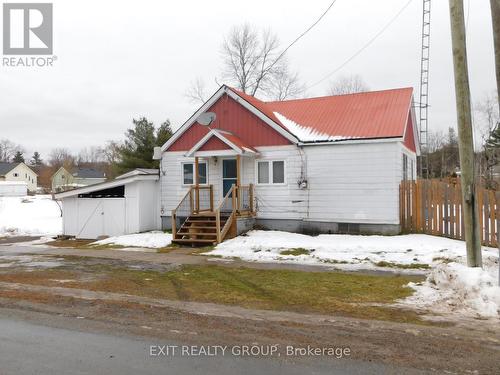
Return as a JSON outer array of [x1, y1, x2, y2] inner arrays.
[[0, 0, 496, 159]]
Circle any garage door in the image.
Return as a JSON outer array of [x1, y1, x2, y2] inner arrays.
[[76, 198, 126, 239]]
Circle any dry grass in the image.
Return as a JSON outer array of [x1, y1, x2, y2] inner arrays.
[[280, 248, 310, 256], [0, 264, 426, 324], [45, 239, 95, 248], [374, 261, 430, 270]]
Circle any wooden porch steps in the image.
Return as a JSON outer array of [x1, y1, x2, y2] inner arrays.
[[171, 184, 254, 246], [172, 213, 230, 247]]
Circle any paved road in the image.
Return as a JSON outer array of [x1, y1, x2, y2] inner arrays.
[[0, 313, 427, 375]]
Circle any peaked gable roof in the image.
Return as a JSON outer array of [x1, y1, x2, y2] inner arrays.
[[0, 162, 19, 176], [0, 162, 37, 176], [162, 85, 415, 152], [186, 129, 258, 157]]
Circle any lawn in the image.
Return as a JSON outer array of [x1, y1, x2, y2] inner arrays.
[[0, 264, 425, 323]]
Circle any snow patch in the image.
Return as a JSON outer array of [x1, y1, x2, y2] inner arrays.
[[91, 231, 172, 249], [274, 112, 357, 142], [0, 195, 62, 237], [209, 231, 497, 270]]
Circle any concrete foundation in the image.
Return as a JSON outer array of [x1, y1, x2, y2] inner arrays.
[[161, 216, 172, 230], [236, 217, 255, 235], [161, 216, 400, 236], [254, 219, 400, 236]]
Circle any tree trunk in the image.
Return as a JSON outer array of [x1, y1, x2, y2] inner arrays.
[[449, 0, 482, 267]]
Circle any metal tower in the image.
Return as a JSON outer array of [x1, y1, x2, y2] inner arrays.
[[419, 0, 431, 178]]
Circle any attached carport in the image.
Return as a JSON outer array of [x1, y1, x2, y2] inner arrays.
[[55, 169, 160, 239]]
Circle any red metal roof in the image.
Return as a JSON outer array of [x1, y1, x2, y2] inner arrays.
[[230, 87, 414, 142], [218, 131, 258, 153]]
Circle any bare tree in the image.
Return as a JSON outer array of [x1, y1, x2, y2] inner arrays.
[[475, 91, 499, 147], [0, 139, 23, 162], [77, 146, 106, 166], [327, 74, 369, 96], [220, 24, 303, 100], [101, 140, 123, 179], [48, 148, 75, 169], [185, 77, 208, 104], [267, 68, 305, 101], [475, 91, 500, 187], [427, 130, 446, 153]]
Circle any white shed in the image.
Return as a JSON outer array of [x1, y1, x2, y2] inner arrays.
[[0, 181, 28, 197], [54, 169, 160, 239]]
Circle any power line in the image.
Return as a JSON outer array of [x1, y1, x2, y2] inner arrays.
[[269, 0, 339, 70], [306, 0, 414, 90]]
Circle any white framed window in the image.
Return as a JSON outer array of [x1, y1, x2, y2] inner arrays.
[[13, 173, 18, 177], [182, 162, 207, 185], [256, 160, 285, 185]]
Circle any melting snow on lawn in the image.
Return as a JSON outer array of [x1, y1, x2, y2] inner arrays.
[[91, 231, 172, 249], [0, 195, 62, 237], [207, 230, 500, 319]]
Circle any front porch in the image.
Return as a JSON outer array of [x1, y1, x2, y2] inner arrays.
[[171, 152, 256, 246]]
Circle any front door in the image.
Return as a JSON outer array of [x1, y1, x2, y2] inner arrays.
[[222, 158, 237, 197]]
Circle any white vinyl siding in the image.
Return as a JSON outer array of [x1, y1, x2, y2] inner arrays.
[[160, 141, 414, 225], [303, 142, 401, 224]]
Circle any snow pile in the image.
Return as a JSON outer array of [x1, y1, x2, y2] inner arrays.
[[91, 231, 172, 249], [0, 195, 62, 237], [209, 230, 497, 270], [403, 262, 500, 319], [274, 112, 358, 142]]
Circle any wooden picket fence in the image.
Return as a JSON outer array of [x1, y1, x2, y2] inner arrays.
[[400, 179, 500, 247]]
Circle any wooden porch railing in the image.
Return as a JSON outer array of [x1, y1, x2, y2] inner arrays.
[[236, 184, 254, 214], [215, 185, 236, 243], [171, 184, 254, 243]]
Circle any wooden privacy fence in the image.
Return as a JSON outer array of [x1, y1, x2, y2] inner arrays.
[[400, 180, 500, 247]]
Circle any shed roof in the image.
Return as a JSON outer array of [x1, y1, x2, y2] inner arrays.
[[54, 172, 158, 199]]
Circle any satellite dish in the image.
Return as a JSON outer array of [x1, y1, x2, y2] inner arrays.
[[197, 112, 216, 126]]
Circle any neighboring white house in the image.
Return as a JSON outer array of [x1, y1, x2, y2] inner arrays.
[[51, 167, 107, 192], [0, 162, 38, 193], [54, 169, 160, 239], [158, 85, 419, 245]]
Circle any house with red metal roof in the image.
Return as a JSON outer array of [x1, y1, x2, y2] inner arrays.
[[160, 85, 419, 245]]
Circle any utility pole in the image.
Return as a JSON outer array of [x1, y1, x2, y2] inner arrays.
[[489, 0, 500, 283], [449, 0, 482, 267], [491, 0, 500, 109]]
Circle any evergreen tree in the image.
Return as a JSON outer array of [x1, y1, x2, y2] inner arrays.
[[12, 151, 24, 163], [156, 120, 174, 147], [485, 122, 500, 149], [31, 151, 42, 166], [116, 117, 173, 174]]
